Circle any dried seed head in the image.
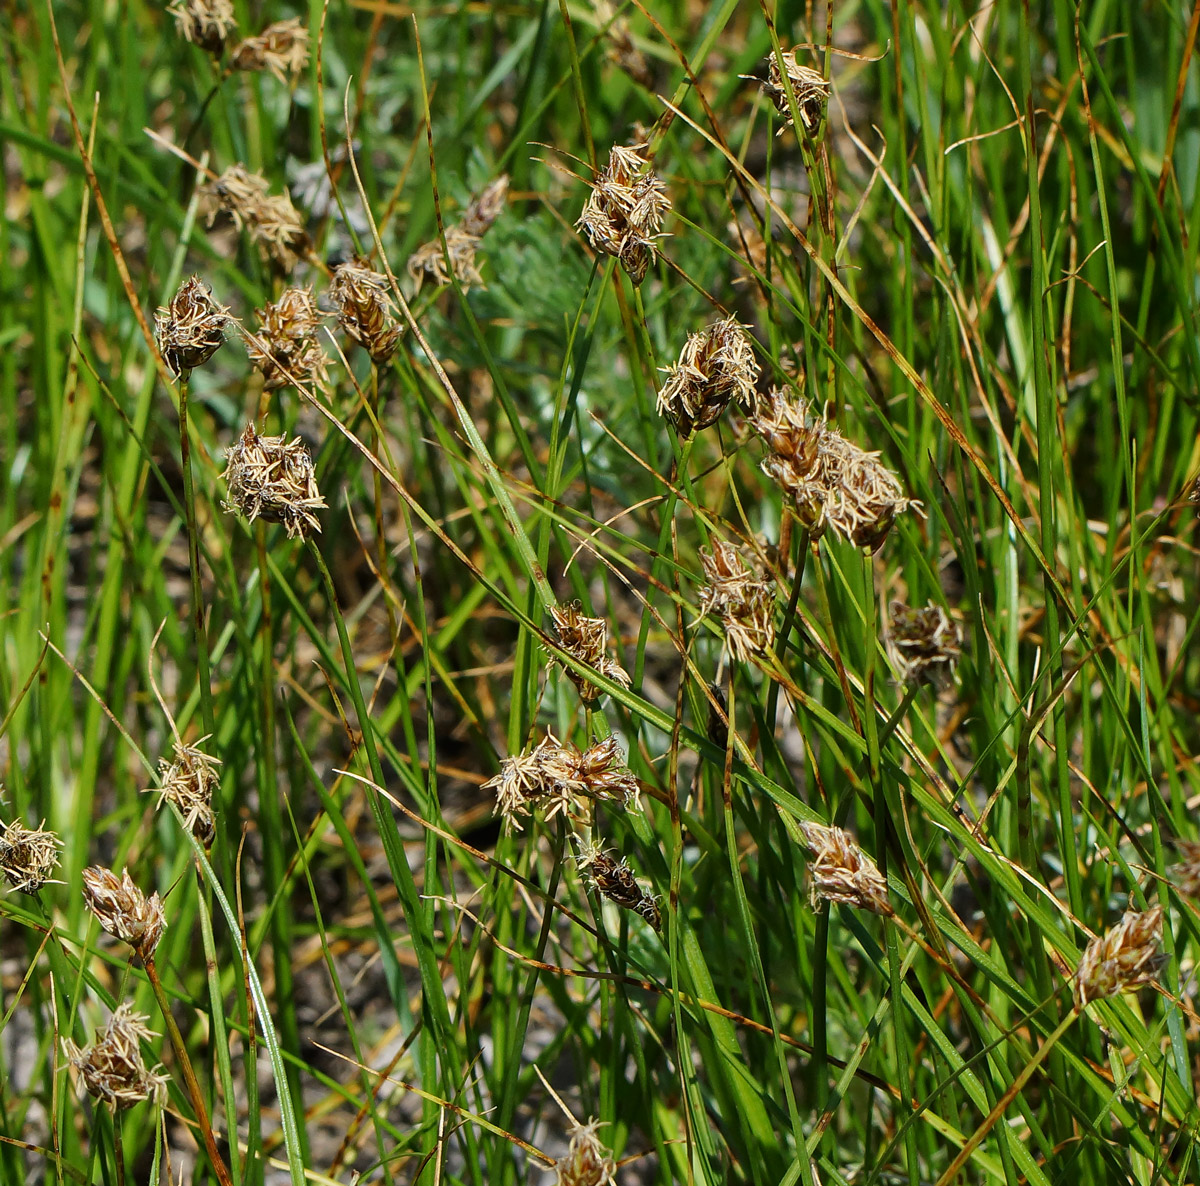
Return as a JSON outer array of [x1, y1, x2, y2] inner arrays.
[[460, 175, 510, 237], [153, 741, 221, 845], [575, 143, 670, 286], [887, 602, 961, 689], [221, 422, 326, 540], [575, 840, 660, 931], [407, 225, 485, 293], [0, 819, 62, 894], [63, 1003, 169, 1110], [657, 317, 760, 435], [549, 602, 631, 702], [328, 261, 401, 363], [593, 0, 651, 87], [81, 867, 167, 962], [247, 287, 328, 391], [1172, 840, 1200, 898], [1074, 904, 1166, 1011], [168, 0, 236, 54], [799, 821, 892, 916], [697, 539, 776, 662], [758, 51, 830, 135], [553, 1118, 617, 1186], [200, 165, 308, 271], [154, 276, 232, 377], [230, 18, 310, 82], [750, 390, 921, 550]]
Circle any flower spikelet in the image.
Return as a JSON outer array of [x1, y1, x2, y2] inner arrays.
[[168, 0, 236, 54], [549, 602, 630, 702], [799, 822, 892, 916], [553, 1117, 617, 1186], [247, 287, 328, 391], [63, 1004, 168, 1110], [593, 0, 651, 86], [460, 175, 510, 237], [230, 18, 310, 82], [575, 143, 670, 286], [81, 867, 167, 962], [407, 225, 485, 293], [1074, 905, 1166, 1011], [328, 261, 401, 363], [0, 819, 62, 894], [750, 389, 921, 550], [576, 840, 660, 931], [154, 276, 231, 376], [887, 602, 961, 689], [658, 317, 760, 435], [201, 165, 307, 270], [1172, 840, 1200, 898], [759, 51, 830, 134], [222, 422, 326, 539], [154, 741, 221, 845], [697, 539, 776, 662]]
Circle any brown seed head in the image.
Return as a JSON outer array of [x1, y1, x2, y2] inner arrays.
[[593, 0, 652, 87], [575, 143, 670, 286], [799, 821, 892, 916], [0, 819, 62, 894], [221, 422, 326, 540], [328, 261, 401, 363], [575, 840, 660, 932], [200, 165, 307, 271], [460, 175, 510, 237], [247, 287, 328, 391], [887, 602, 961, 689], [1172, 840, 1200, 898], [553, 1118, 617, 1186], [168, 0, 236, 54], [658, 317, 760, 435], [63, 1003, 169, 1110], [697, 539, 776, 662], [81, 867, 167, 962], [1074, 904, 1166, 1011], [153, 276, 232, 377], [549, 602, 631, 702], [407, 225, 485, 293], [760, 51, 830, 134], [230, 18, 310, 82], [154, 741, 221, 845], [750, 390, 921, 549]]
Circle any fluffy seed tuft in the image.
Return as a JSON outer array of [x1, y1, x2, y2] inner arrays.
[[0, 819, 62, 894], [63, 1003, 169, 1109], [222, 422, 326, 540], [154, 276, 232, 377], [1074, 904, 1166, 1011], [328, 261, 401, 363], [887, 602, 961, 689], [81, 866, 167, 962], [657, 317, 760, 435], [230, 18, 310, 82], [799, 822, 892, 916], [697, 539, 776, 662], [549, 603, 631, 702]]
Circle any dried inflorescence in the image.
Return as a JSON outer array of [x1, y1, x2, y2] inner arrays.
[[168, 0, 236, 54], [799, 821, 892, 916], [657, 316, 760, 435], [460, 175, 510, 237], [887, 602, 961, 689], [593, 0, 651, 87], [484, 733, 640, 833], [575, 143, 670, 286], [230, 18, 310, 82], [408, 176, 509, 293], [63, 1004, 169, 1110], [750, 389, 921, 550], [153, 741, 220, 845], [222, 422, 326, 540], [246, 287, 328, 391], [328, 261, 401, 363], [575, 840, 661, 931], [759, 51, 830, 134], [0, 819, 62, 894], [549, 603, 631, 702], [1172, 840, 1200, 897], [154, 276, 232, 377], [553, 1118, 617, 1186], [697, 539, 776, 662], [1074, 904, 1166, 1012], [81, 866, 167, 962], [200, 165, 308, 271]]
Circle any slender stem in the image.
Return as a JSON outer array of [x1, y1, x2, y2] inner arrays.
[[111, 1106, 125, 1186]]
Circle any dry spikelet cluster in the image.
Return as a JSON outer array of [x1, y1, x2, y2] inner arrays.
[[153, 741, 220, 845], [799, 821, 892, 916], [328, 261, 401, 364], [408, 176, 509, 293], [1172, 840, 1200, 897], [593, 0, 651, 87], [81, 866, 167, 963], [0, 819, 62, 894], [759, 50, 830, 134], [230, 18, 310, 82], [657, 316, 760, 435], [247, 286, 328, 391], [549, 603, 631, 702], [201, 165, 307, 271], [697, 539, 777, 662], [484, 733, 640, 833], [1074, 904, 1166, 1012], [63, 1004, 169, 1110], [576, 143, 670, 286], [167, 0, 236, 54], [575, 840, 661, 931], [887, 602, 961, 689], [154, 276, 232, 377], [222, 422, 326, 540], [553, 1118, 617, 1186], [750, 389, 921, 550]]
